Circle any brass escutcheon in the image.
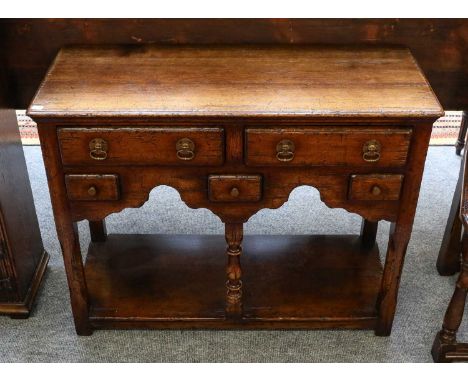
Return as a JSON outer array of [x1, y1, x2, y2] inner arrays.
[[276, 139, 295, 162], [89, 138, 108, 161], [362, 140, 381, 162], [176, 138, 195, 161]]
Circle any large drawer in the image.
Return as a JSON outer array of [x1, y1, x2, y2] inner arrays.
[[58, 127, 224, 166], [245, 127, 412, 167]]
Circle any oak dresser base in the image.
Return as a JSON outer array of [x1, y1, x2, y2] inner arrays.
[[27, 45, 443, 336]]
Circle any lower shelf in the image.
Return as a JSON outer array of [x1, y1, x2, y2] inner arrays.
[[85, 234, 383, 330]]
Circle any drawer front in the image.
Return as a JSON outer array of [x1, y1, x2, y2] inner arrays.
[[208, 175, 262, 202], [58, 127, 224, 166], [245, 127, 411, 167], [65, 174, 120, 201], [348, 174, 404, 201]]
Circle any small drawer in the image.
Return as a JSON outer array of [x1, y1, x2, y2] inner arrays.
[[208, 175, 262, 202], [65, 174, 120, 201], [58, 127, 224, 166], [245, 127, 411, 167], [348, 174, 404, 201]]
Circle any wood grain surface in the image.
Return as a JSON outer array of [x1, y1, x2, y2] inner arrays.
[[208, 175, 262, 202], [245, 127, 412, 167], [85, 234, 382, 329], [28, 45, 443, 120], [65, 174, 120, 201], [57, 127, 225, 166], [348, 174, 404, 201]]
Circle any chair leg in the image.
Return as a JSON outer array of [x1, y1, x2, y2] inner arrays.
[[455, 111, 467, 156], [437, 148, 465, 275], [432, 231, 468, 362]]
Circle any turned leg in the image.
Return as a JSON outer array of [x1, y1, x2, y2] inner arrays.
[[455, 111, 467, 156], [360, 219, 378, 249], [225, 222, 243, 318], [432, 232, 468, 362], [89, 220, 107, 242], [437, 149, 464, 275], [38, 127, 92, 335]]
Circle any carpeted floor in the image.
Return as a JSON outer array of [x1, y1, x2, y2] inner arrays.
[[0, 145, 466, 362]]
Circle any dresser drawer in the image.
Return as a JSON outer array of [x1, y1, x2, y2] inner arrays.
[[208, 175, 262, 202], [245, 128, 411, 167], [58, 127, 224, 166], [348, 174, 404, 201], [65, 174, 120, 201]]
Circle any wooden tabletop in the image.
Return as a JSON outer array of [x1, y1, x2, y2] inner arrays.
[[28, 45, 443, 120]]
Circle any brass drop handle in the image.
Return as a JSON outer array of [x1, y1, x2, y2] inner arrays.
[[371, 185, 382, 196], [89, 138, 108, 161], [276, 139, 295, 162], [362, 140, 381, 163], [176, 138, 195, 161], [87, 186, 97, 197], [230, 187, 240, 198]]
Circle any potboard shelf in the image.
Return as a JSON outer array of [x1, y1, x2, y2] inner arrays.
[[85, 234, 382, 330]]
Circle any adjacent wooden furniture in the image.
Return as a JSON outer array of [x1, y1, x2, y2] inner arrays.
[[455, 112, 467, 155], [0, 109, 49, 317], [436, 152, 466, 277], [28, 45, 442, 335], [432, 149, 468, 362]]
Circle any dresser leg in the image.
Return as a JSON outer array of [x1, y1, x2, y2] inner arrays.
[[432, 232, 468, 362], [37, 126, 93, 336], [89, 220, 107, 242], [360, 219, 378, 249], [225, 222, 243, 318], [375, 124, 432, 336], [59, 223, 93, 335], [375, 222, 409, 336]]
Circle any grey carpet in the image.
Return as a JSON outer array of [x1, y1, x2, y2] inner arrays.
[[0, 146, 466, 362]]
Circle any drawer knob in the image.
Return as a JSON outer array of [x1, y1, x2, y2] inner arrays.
[[87, 186, 97, 197], [176, 138, 195, 161], [363, 140, 381, 162], [89, 138, 108, 161], [371, 185, 382, 196], [230, 187, 240, 198], [276, 139, 295, 162]]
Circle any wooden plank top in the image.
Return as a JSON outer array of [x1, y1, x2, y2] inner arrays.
[[28, 45, 443, 120]]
